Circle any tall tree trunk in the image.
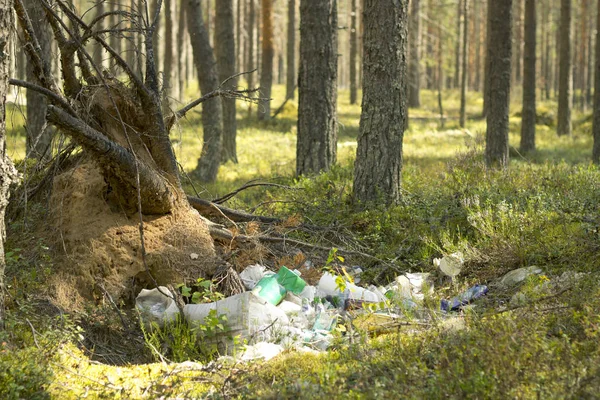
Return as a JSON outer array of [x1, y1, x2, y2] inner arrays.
[[408, 0, 421, 107], [296, 0, 338, 176], [353, 0, 408, 205], [109, 0, 121, 74], [236, 0, 242, 76], [187, 0, 224, 182], [177, 0, 187, 98], [163, 0, 177, 110], [543, 0, 551, 100], [520, 0, 536, 152], [258, 0, 274, 120], [25, 0, 52, 161], [513, 0, 523, 85], [485, 0, 513, 167], [557, 0, 572, 136], [93, 0, 105, 69], [592, 0, 600, 163], [454, 0, 462, 89], [286, 0, 296, 100], [482, 0, 492, 117], [216, 0, 238, 162], [150, 0, 161, 71], [246, 0, 255, 91], [587, 6, 594, 108], [349, 0, 358, 105], [0, 0, 18, 329], [459, 0, 469, 128], [473, 0, 481, 92]]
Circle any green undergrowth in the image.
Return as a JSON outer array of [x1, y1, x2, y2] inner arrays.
[[3, 85, 600, 398]]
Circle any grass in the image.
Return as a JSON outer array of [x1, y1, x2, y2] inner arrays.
[[3, 84, 600, 398]]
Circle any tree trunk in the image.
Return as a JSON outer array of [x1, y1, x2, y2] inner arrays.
[[0, 0, 18, 329], [216, 0, 238, 162], [473, 0, 481, 92], [187, 0, 224, 182], [258, 0, 274, 120], [520, 0, 536, 153], [246, 0, 255, 91], [557, 0, 572, 136], [24, 0, 52, 161], [408, 0, 421, 107], [296, 0, 338, 176], [177, 0, 187, 98], [162, 0, 177, 110], [93, 0, 105, 69], [353, 0, 408, 205], [109, 0, 121, 74], [593, 0, 600, 163], [236, 0, 242, 77], [485, 0, 513, 167], [482, 0, 492, 117], [454, 0, 461, 89], [349, 0, 358, 105], [286, 0, 296, 100], [459, 0, 469, 128], [513, 0, 523, 85]]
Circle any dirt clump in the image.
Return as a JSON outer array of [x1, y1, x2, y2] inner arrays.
[[45, 161, 218, 310]]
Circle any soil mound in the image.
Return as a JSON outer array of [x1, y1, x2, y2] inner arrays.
[[45, 161, 217, 310]]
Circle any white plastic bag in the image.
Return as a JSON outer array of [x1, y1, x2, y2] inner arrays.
[[239, 264, 274, 290], [136, 286, 179, 327]]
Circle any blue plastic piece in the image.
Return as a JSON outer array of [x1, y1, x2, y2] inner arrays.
[[441, 285, 488, 312]]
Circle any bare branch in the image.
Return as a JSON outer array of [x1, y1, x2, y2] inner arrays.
[[9, 79, 76, 116], [188, 196, 282, 224], [211, 181, 302, 204]]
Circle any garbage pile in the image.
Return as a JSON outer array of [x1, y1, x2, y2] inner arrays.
[[136, 254, 544, 361]]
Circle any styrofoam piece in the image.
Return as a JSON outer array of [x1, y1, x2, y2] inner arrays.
[[240, 342, 284, 361]]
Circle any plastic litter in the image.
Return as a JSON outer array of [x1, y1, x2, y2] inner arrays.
[[499, 266, 543, 287], [252, 275, 287, 305], [441, 285, 488, 312], [317, 272, 379, 302], [136, 286, 179, 327], [276, 266, 307, 294], [434, 252, 464, 278], [239, 264, 274, 290], [184, 292, 290, 343], [240, 342, 284, 361]]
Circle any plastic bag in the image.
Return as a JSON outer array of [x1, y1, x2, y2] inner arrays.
[[136, 286, 179, 327]]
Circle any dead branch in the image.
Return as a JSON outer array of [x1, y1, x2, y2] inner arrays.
[[211, 180, 302, 204], [271, 86, 298, 119], [9, 79, 76, 116], [188, 195, 281, 224]]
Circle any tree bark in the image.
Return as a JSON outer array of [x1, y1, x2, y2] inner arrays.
[[408, 0, 421, 107], [459, 0, 468, 128], [286, 0, 296, 100], [177, 0, 187, 98], [353, 0, 408, 205], [216, 0, 238, 162], [296, 0, 338, 176], [454, 0, 462, 89], [593, 0, 600, 163], [187, 0, 223, 182], [513, 0, 523, 85], [24, 0, 52, 161], [162, 0, 177, 110], [0, 0, 18, 328], [258, 0, 274, 120], [482, 0, 492, 117], [349, 0, 357, 105], [557, 0, 572, 136], [473, 0, 481, 92], [485, 0, 513, 168], [520, 0, 536, 153], [246, 0, 255, 91]]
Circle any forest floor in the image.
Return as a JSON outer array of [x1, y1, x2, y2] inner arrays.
[[2, 85, 600, 399]]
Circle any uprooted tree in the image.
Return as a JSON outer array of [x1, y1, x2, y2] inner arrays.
[[9, 0, 266, 305]]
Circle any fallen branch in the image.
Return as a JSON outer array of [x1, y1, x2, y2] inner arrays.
[[188, 195, 282, 224], [211, 180, 302, 204]]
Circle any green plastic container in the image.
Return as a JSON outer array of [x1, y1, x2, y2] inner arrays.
[[253, 275, 286, 305], [276, 266, 307, 294]]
